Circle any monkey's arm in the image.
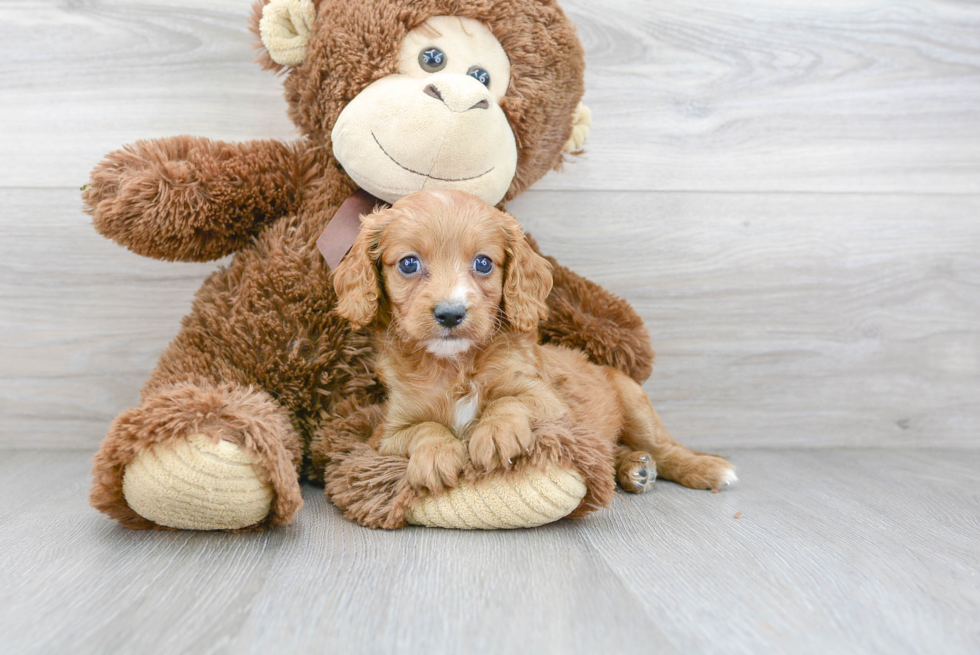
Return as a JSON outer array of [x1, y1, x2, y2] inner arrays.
[[83, 137, 308, 262], [530, 241, 655, 384]]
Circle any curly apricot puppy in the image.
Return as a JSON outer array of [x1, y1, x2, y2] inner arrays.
[[333, 190, 737, 494]]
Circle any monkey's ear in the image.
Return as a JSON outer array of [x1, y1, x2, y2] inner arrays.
[[332, 210, 390, 330], [254, 0, 316, 69], [562, 102, 592, 154], [501, 214, 554, 332]]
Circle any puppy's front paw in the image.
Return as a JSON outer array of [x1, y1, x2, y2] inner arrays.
[[468, 414, 534, 471], [407, 437, 466, 494]]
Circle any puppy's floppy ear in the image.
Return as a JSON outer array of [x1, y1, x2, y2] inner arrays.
[[332, 209, 390, 330], [501, 212, 553, 332]]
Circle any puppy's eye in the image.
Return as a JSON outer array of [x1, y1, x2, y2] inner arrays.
[[467, 66, 491, 87], [419, 47, 447, 73], [473, 256, 493, 275], [398, 256, 421, 275]]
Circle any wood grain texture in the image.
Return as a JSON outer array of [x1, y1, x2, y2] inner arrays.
[[1, 0, 979, 192], [0, 0, 297, 190], [562, 0, 980, 193], [1, 448, 978, 654], [4, 188, 977, 448]]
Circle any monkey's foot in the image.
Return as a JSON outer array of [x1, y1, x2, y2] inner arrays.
[[405, 463, 586, 530], [122, 433, 275, 530]]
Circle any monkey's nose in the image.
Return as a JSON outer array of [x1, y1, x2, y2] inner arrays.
[[434, 303, 467, 328], [423, 84, 444, 103], [423, 79, 491, 112]]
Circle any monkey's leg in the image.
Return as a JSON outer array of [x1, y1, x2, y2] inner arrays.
[[90, 374, 304, 531], [315, 407, 591, 530]]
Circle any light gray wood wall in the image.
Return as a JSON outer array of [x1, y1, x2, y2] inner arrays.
[[2, 0, 978, 449]]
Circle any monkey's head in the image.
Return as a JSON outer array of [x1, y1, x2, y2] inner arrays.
[[250, 0, 590, 205]]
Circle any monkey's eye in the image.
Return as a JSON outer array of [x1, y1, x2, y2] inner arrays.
[[467, 66, 491, 87], [473, 255, 493, 275], [398, 256, 421, 275], [419, 48, 447, 73]]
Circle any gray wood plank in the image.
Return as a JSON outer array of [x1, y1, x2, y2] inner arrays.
[[580, 448, 980, 655], [1, 0, 978, 193], [0, 449, 977, 654], [4, 188, 978, 449]]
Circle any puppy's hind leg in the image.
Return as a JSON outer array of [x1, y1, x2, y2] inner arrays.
[[608, 370, 737, 490], [615, 444, 656, 494]]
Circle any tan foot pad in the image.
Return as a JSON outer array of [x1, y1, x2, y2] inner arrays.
[[122, 433, 274, 530], [405, 463, 586, 530]]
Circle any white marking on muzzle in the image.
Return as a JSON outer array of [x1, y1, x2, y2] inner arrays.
[[451, 284, 471, 306]]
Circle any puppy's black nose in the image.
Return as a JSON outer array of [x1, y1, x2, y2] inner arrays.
[[434, 303, 466, 328]]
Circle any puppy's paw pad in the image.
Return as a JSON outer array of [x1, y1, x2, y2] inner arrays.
[[617, 451, 656, 494]]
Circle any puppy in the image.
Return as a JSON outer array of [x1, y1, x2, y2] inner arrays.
[[332, 190, 736, 495]]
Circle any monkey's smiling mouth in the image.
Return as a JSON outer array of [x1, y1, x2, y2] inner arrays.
[[371, 132, 494, 182]]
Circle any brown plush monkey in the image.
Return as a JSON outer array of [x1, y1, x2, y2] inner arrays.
[[86, 0, 663, 531]]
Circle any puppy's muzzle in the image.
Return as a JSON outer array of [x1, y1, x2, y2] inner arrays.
[[433, 302, 467, 328]]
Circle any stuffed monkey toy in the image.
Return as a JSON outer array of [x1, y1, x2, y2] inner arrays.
[[86, 0, 662, 530]]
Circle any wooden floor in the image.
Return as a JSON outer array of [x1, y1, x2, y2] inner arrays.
[[1, 448, 978, 654]]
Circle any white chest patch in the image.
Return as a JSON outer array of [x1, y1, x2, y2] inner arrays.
[[452, 392, 480, 434]]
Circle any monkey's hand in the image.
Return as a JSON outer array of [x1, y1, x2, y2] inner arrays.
[[83, 137, 307, 262]]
